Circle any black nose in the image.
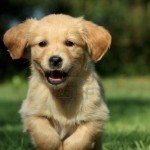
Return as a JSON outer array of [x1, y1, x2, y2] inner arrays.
[[49, 56, 62, 68]]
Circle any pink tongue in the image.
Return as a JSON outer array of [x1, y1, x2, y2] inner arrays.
[[49, 77, 62, 82]]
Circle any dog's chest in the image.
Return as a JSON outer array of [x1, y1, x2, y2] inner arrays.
[[50, 117, 77, 140], [47, 93, 83, 140]]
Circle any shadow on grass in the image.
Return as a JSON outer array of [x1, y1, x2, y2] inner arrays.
[[104, 98, 150, 149], [0, 100, 22, 126], [107, 98, 150, 121], [0, 130, 34, 150], [0, 99, 34, 150]]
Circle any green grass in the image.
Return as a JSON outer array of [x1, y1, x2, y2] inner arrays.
[[0, 76, 150, 150], [103, 77, 150, 150], [0, 78, 34, 150]]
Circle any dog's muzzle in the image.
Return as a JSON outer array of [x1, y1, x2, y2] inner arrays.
[[33, 56, 69, 85], [46, 56, 69, 85]]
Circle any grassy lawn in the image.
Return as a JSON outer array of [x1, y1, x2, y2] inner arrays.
[[0, 76, 150, 150], [103, 77, 150, 150]]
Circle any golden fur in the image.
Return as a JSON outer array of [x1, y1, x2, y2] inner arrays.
[[3, 14, 111, 150]]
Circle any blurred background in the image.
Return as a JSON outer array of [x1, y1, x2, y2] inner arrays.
[[0, 0, 150, 80], [0, 0, 150, 149]]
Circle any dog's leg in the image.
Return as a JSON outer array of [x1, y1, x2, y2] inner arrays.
[[23, 116, 62, 150], [63, 121, 102, 150]]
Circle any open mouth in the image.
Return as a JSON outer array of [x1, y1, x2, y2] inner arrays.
[[45, 70, 68, 85]]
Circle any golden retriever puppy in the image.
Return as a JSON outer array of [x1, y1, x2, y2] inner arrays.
[[3, 14, 111, 150]]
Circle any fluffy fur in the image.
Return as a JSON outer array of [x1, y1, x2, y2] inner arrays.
[[3, 14, 111, 150]]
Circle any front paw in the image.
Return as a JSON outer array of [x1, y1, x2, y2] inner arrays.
[[31, 132, 62, 150], [63, 140, 79, 150], [63, 139, 93, 150]]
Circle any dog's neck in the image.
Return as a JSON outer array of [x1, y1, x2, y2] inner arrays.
[[51, 83, 81, 101]]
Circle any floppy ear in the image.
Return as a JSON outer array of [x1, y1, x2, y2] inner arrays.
[[82, 21, 111, 62], [3, 19, 36, 59]]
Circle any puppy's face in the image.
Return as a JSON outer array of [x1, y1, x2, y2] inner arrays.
[[3, 14, 111, 88], [30, 16, 87, 87]]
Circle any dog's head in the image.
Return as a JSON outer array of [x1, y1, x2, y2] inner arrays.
[[3, 14, 111, 88]]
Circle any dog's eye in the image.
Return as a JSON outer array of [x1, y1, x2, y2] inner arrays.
[[38, 41, 47, 47], [65, 40, 74, 47]]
